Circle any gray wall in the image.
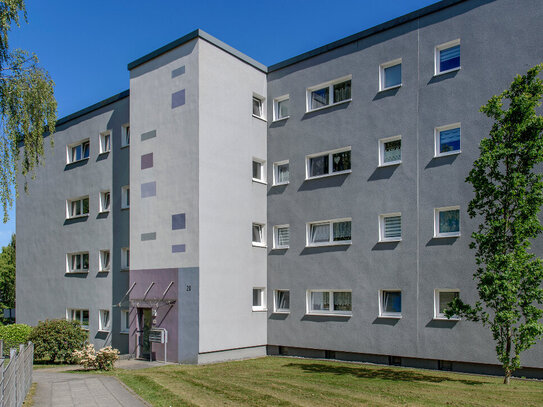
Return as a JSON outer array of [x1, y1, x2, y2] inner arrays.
[[266, 0, 543, 368], [16, 97, 130, 352]]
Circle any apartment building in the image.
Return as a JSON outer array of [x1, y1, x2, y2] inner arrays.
[[16, 0, 543, 376]]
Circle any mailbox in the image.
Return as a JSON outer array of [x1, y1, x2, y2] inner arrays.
[[149, 328, 167, 344]]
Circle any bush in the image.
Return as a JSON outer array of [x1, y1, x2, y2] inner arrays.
[[73, 344, 119, 371], [0, 324, 32, 356], [28, 319, 87, 363]]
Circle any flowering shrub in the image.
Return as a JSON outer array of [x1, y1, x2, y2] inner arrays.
[[73, 344, 119, 371]]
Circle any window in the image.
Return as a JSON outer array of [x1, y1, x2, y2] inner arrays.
[[306, 218, 352, 247], [273, 95, 289, 121], [67, 308, 89, 329], [379, 59, 402, 90], [379, 213, 402, 242], [435, 123, 461, 157], [434, 206, 460, 237], [121, 124, 130, 147], [379, 136, 401, 166], [379, 290, 402, 318], [99, 309, 111, 331], [252, 159, 266, 183], [121, 186, 130, 209], [273, 225, 290, 249], [252, 223, 266, 247], [306, 147, 351, 179], [99, 250, 110, 272], [273, 161, 289, 185], [274, 290, 290, 313], [252, 95, 264, 119], [67, 196, 89, 218], [99, 131, 111, 153], [306, 75, 352, 112], [434, 289, 460, 319], [120, 309, 130, 333], [67, 252, 89, 273], [99, 191, 111, 213], [121, 247, 130, 270], [252, 288, 266, 311], [307, 290, 352, 315], [435, 40, 460, 75], [68, 140, 90, 163]]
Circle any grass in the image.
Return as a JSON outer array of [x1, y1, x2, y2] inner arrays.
[[23, 382, 36, 406], [98, 356, 543, 407]]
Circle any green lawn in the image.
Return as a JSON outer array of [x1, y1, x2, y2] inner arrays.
[[105, 356, 543, 407]]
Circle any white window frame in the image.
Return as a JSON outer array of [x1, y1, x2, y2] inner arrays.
[[66, 252, 89, 274], [99, 190, 111, 213], [306, 290, 352, 316], [99, 131, 111, 154], [66, 196, 90, 219], [121, 247, 130, 270], [378, 135, 402, 167], [67, 308, 89, 330], [121, 185, 130, 209], [273, 94, 290, 121], [273, 289, 290, 313], [98, 309, 111, 332], [252, 94, 266, 120], [379, 58, 402, 91], [273, 224, 290, 249], [378, 289, 402, 319], [306, 218, 352, 247], [66, 139, 90, 164], [99, 249, 110, 272], [272, 160, 289, 186], [379, 213, 402, 242], [434, 206, 461, 238], [434, 123, 461, 157], [121, 123, 130, 147], [434, 289, 460, 320], [306, 75, 352, 113], [252, 287, 267, 311], [434, 39, 461, 76], [305, 146, 352, 180], [252, 223, 266, 248], [120, 309, 130, 333], [252, 158, 266, 184]]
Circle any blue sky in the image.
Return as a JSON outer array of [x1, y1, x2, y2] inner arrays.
[[1, 0, 437, 247]]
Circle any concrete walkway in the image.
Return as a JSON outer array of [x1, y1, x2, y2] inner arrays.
[[32, 363, 155, 407]]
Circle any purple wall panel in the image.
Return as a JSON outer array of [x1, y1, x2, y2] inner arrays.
[[141, 153, 154, 170], [172, 89, 186, 108], [172, 213, 186, 230], [141, 181, 156, 198], [172, 244, 186, 253]]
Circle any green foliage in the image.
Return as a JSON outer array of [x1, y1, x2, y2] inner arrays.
[[0, 1, 57, 222], [447, 64, 543, 383], [28, 319, 87, 363], [0, 322, 30, 355], [0, 233, 15, 320]]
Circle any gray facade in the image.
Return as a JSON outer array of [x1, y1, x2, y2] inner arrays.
[[16, 0, 543, 375]]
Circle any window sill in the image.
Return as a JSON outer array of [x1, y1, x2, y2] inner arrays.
[[272, 182, 289, 187], [272, 246, 289, 250], [252, 243, 267, 248], [98, 269, 110, 273], [66, 271, 89, 275], [273, 311, 290, 314], [252, 308, 268, 312], [379, 84, 402, 92], [272, 116, 289, 123], [120, 268, 129, 272], [306, 169, 352, 181], [434, 66, 461, 77], [252, 179, 267, 185], [252, 114, 267, 123], [67, 158, 89, 165], [306, 98, 352, 114], [99, 210, 110, 214], [379, 238, 402, 243], [306, 241, 351, 248], [120, 144, 130, 149], [433, 317, 460, 321], [378, 315, 402, 319], [120, 331, 129, 335], [305, 312, 351, 317], [378, 160, 401, 168], [433, 233, 460, 239], [434, 150, 461, 158], [121, 207, 130, 211], [98, 151, 110, 155], [97, 329, 111, 333], [66, 214, 89, 220]]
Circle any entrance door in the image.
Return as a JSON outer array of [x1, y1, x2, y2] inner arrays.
[[137, 308, 152, 360]]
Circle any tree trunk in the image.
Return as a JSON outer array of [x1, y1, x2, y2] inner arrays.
[[504, 369, 511, 384], [504, 329, 512, 385]]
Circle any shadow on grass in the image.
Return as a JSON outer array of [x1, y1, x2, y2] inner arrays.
[[284, 363, 484, 386]]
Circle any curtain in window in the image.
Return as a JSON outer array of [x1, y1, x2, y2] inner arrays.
[[439, 291, 458, 314], [333, 221, 351, 241], [383, 291, 401, 313], [311, 292, 329, 311], [252, 225, 262, 243], [278, 99, 289, 118], [384, 216, 401, 239], [333, 80, 351, 103], [310, 223, 330, 243], [102, 310, 110, 328], [440, 45, 460, 72], [332, 151, 351, 172], [104, 134, 111, 151], [310, 155, 328, 177], [277, 164, 289, 183], [384, 64, 401, 88], [384, 140, 401, 163], [252, 98, 262, 116], [72, 200, 81, 216], [277, 227, 289, 246], [311, 88, 329, 109], [439, 210, 459, 233], [440, 128, 460, 153], [333, 292, 352, 311], [72, 145, 82, 162], [82, 142, 90, 159], [277, 291, 290, 310]]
